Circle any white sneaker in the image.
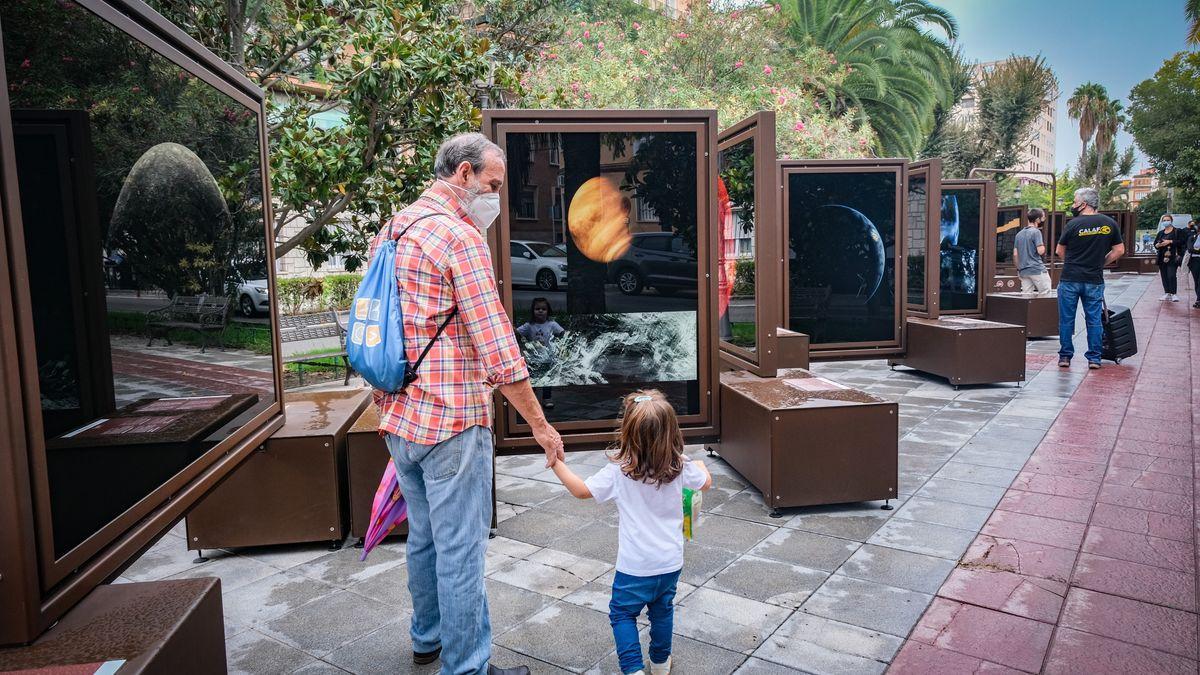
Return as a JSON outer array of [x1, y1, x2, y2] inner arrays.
[[1161, 293, 1171, 301], [650, 657, 672, 675], [1171, 294, 1181, 302]]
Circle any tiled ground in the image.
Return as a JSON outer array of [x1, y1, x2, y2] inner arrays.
[[891, 272, 1199, 674], [121, 274, 1163, 674]]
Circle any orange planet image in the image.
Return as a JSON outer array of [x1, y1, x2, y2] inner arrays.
[[568, 176, 632, 263]]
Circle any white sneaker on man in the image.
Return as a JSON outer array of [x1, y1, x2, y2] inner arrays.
[[1171, 294, 1181, 302], [650, 657, 672, 675], [1161, 293, 1171, 301]]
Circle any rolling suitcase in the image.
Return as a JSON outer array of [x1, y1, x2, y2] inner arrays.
[[1101, 303, 1137, 364]]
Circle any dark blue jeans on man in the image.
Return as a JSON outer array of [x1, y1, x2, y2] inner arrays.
[[1057, 280, 1105, 364], [610, 570, 680, 673]]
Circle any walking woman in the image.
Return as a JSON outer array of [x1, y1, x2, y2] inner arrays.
[[1187, 225, 1200, 308], [1153, 219, 1187, 302]]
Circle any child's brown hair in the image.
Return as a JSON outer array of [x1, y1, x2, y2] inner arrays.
[[609, 389, 685, 486]]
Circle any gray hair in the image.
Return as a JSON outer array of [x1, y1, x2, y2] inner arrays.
[[1073, 187, 1099, 210], [433, 132, 504, 178]]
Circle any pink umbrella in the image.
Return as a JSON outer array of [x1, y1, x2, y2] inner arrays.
[[359, 460, 407, 561]]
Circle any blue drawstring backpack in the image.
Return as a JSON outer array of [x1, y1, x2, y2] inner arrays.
[[347, 214, 456, 392]]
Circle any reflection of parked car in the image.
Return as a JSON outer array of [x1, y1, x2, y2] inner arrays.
[[237, 279, 269, 317], [607, 232, 696, 295], [510, 240, 568, 290]]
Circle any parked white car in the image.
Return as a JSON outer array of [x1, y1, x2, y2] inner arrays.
[[237, 279, 269, 317], [509, 240, 568, 290]]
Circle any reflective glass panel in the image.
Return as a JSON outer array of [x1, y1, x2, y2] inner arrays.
[[3, 0, 278, 558], [717, 136, 756, 351], [906, 173, 928, 310], [996, 207, 1023, 268], [787, 171, 898, 344], [504, 131, 700, 423], [940, 187, 983, 311]]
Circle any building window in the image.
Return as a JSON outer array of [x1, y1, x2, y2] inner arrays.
[[637, 197, 659, 223], [548, 139, 561, 166], [550, 191, 563, 223], [516, 188, 537, 220], [322, 253, 346, 272]]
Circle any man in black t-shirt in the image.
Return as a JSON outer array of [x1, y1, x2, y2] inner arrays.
[[1055, 187, 1125, 368]]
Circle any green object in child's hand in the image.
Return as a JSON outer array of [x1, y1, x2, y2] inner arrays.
[[683, 488, 702, 540]]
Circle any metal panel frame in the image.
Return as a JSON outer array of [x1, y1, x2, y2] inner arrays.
[[716, 111, 781, 377], [906, 159, 943, 319], [0, 0, 285, 644], [994, 204, 1028, 278], [482, 109, 719, 451], [779, 158, 908, 358], [940, 179, 995, 317]]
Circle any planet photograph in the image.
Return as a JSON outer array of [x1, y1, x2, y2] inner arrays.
[[939, 188, 983, 312]]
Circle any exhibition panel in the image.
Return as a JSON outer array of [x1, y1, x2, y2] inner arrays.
[[781, 159, 907, 358], [939, 179, 993, 316], [716, 112, 783, 376], [0, 0, 284, 645], [994, 204, 1027, 277], [484, 110, 718, 450], [906, 159, 943, 318]]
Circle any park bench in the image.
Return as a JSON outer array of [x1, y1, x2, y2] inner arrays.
[[279, 310, 353, 385], [145, 295, 231, 352]]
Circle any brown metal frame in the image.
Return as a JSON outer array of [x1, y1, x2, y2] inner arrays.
[[993, 204, 1028, 278], [940, 179, 995, 317], [716, 111, 781, 377], [906, 159, 943, 319], [0, 0, 285, 645], [779, 158, 908, 358], [482, 109, 719, 451]]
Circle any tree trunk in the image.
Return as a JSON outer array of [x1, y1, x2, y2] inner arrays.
[[227, 0, 246, 71]]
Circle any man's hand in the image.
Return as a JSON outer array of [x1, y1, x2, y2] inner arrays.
[[533, 422, 565, 468]]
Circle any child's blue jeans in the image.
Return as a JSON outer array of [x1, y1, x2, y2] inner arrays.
[[610, 569, 681, 674]]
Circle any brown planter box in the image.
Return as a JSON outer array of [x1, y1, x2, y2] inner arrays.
[[713, 369, 898, 515], [0, 578, 225, 673], [890, 318, 1026, 387], [347, 405, 408, 540], [986, 292, 1059, 338], [1116, 257, 1158, 274], [989, 274, 1023, 293], [186, 389, 371, 550]]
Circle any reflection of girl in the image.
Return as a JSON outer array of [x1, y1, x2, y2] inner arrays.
[[517, 297, 565, 408], [716, 178, 737, 341]]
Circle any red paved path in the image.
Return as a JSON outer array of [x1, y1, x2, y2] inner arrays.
[[891, 282, 1199, 674]]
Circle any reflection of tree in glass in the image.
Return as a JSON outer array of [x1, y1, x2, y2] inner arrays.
[[3, 0, 264, 296], [720, 141, 756, 230], [624, 133, 699, 252]]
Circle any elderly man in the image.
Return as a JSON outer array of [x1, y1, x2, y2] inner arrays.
[[1055, 187, 1125, 369], [368, 132, 563, 675]]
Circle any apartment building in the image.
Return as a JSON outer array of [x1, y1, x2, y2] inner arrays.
[[952, 59, 1058, 184]]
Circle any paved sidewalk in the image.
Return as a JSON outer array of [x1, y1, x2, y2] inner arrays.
[[891, 277, 1198, 673], [120, 274, 1165, 674]]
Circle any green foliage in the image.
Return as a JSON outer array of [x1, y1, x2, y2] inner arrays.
[[321, 273, 363, 310], [733, 259, 756, 297], [1067, 82, 1107, 170], [1129, 52, 1200, 200], [1136, 190, 1172, 232], [276, 277, 324, 314], [151, 0, 516, 270], [519, 3, 872, 158], [780, 0, 960, 158], [1188, 0, 1200, 45], [1001, 169, 1079, 212], [106, 311, 272, 354]]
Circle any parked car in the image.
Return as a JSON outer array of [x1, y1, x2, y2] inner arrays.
[[237, 278, 270, 317], [607, 232, 696, 295], [510, 240, 568, 290]]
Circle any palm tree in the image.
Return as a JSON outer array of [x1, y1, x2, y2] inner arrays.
[[1066, 82, 1107, 171], [1092, 99, 1124, 190], [1188, 0, 1200, 44], [781, 0, 959, 158]]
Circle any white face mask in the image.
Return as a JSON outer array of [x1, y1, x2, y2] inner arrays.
[[440, 178, 500, 231]]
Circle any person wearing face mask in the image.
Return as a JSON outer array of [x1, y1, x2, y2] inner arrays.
[[365, 133, 562, 675], [1187, 223, 1200, 308], [1153, 216, 1187, 302], [1054, 187, 1125, 369]]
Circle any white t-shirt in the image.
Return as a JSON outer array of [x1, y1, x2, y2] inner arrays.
[[585, 460, 708, 577]]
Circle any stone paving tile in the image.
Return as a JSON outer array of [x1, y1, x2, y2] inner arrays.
[[936, 567, 1065, 623], [710, 489, 788, 526], [321, 618, 436, 675], [914, 477, 1008, 508], [164, 549, 278, 593], [222, 570, 342, 628], [226, 628, 322, 675], [800, 574, 932, 638], [496, 506, 590, 547], [893, 496, 993, 532], [866, 518, 975, 560], [691, 514, 777, 554], [783, 501, 899, 541], [1072, 552, 1196, 612], [494, 602, 622, 671], [487, 555, 606, 600], [673, 587, 791, 655], [704, 554, 828, 609], [122, 536, 205, 582], [931, 461, 1020, 488], [292, 546, 405, 589], [753, 613, 900, 675], [837, 544, 956, 595], [750, 528, 860, 572], [487, 578, 557, 637], [678, 542, 743, 587], [261, 589, 398, 658], [495, 473, 565, 507], [1042, 627, 1198, 675], [589, 632, 747, 675], [733, 658, 805, 674], [1059, 587, 1197, 659], [909, 597, 1053, 673], [345, 561, 411, 611], [1080, 525, 1195, 573]]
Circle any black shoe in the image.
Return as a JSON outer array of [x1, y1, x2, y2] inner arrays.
[[413, 646, 441, 665], [1058, 359, 1070, 368], [1088, 362, 1101, 370], [488, 665, 531, 675]]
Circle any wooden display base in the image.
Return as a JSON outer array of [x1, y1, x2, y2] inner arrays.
[[185, 389, 371, 551], [1115, 257, 1158, 274], [776, 328, 811, 370], [890, 317, 1026, 387], [710, 369, 898, 515], [0, 579, 225, 673], [986, 291, 1058, 338]]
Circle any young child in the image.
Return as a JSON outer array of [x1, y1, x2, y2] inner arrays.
[[552, 390, 712, 675], [516, 297, 564, 409]]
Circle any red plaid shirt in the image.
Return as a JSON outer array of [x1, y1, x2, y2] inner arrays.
[[367, 183, 529, 444]]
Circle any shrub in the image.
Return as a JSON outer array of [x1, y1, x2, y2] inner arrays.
[[733, 259, 755, 296], [322, 273, 363, 310], [277, 277, 323, 314]]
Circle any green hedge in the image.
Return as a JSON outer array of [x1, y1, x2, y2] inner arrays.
[[322, 273, 362, 310], [106, 310, 272, 354], [733, 259, 755, 296], [274, 274, 363, 314]]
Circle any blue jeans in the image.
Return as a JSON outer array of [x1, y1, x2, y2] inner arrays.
[[1057, 280, 1105, 363], [385, 426, 493, 675], [610, 570, 681, 674]]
